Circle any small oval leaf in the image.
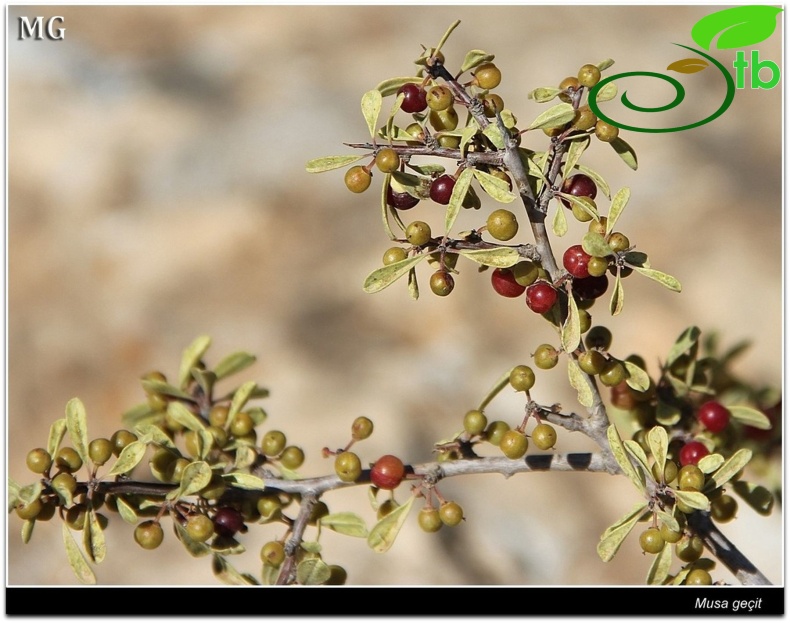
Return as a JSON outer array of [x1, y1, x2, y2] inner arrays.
[[115, 496, 138, 524], [376, 76, 421, 97], [213, 352, 257, 381], [306, 155, 365, 174], [228, 380, 258, 422], [367, 494, 416, 553], [457, 247, 519, 268], [62, 522, 96, 585], [704, 448, 752, 491], [562, 294, 581, 353], [364, 253, 428, 294], [552, 202, 568, 237], [674, 489, 710, 511], [582, 231, 612, 258], [609, 272, 624, 316], [607, 424, 645, 493], [624, 361, 650, 392], [594, 81, 618, 103], [223, 472, 266, 491], [445, 167, 475, 234], [647, 426, 669, 474], [646, 542, 672, 585], [297, 558, 332, 585], [47, 418, 67, 460], [179, 335, 212, 390], [610, 137, 638, 171], [606, 187, 631, 234], [597, 502, 649, 562], [473, 170, 517, 204], [528, 103, 575, 131], [321, 512, 369, 538], [460, 49, 495, 73], [729, 405, 771, 429], [65, 398, 90, 468], [634, 267, 682, 292], [528, 87, 562, 103], [107, 440, 147, 476], [361, 89, 383, 139], [568, 359, 594, 408]]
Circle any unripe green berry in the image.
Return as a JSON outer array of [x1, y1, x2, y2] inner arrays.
[[261, 540, 286, 566], [134, 520, 164, 550], [383, 247, 408, 266], [344, 166, 372, 193], [52, 471, 78, 495], [334, 451, 362, 482], [326, 565, 348, 585], [474, 63, 502, 89], [485, 420, 510, 446], [428, 107, 459, 132], [55, 447, 83, 473], [186, 514, 215, 542], [710, 494, 738, 523], [65, 504, 88, 530], [439, 501, 464, 527], [639, 527, 665, 554], [685, 568, 713, 585], [405, 221, 432, 247], [425, 85, 454, 111], [509, 365, 535, 392], [463, 409, 488, 436], [111, 430, 138, 457], [608, 232, 630, 252], [257, 495, 283, 521], [500, 429, 528, 459], [659, 522, 684, 544], [572, 105, 598, 131], [578, 350, 606, 375], [487, 209, 519, 241], [678, 465, 705, 491], [418, 507, 443, 533], [229, 412, 254, 437], [533, 344, 560, 370], [200, 474, 228, 501], [599, 360, 627, 387], [531, 423, 557, 450], [429, 271, 455, 297], [577, 63, 602, 88], [351, 416, 374, 441], [208, 405, 230, 427], [280, 446, 305, 470], [375, 147, 400, 173], [594, 120, 619, 142], [88, 438, 113, 466], [26, 448, 52, 474], [512, 261, 539, 287], [587, 256, 609, 278], [15, 498, 43, 521], [675, 534, 704, 562], [262, 430, 287, 457], [585, 326, 613, 350]]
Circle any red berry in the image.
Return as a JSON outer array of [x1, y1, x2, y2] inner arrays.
[[571, 274, 609, 300], [429, 175, 456, 205], [370, 455, 406, 490], [563, 244, 592, 279], [491, 268, 527, 298], [387, 186, 420, 210], [398, 83, 427, 114], [526, 281, 558, 314], [560, 174, 597, 208], [213, 507, 245, 538], [697, 400, 731, 433], [679, 441, 710, 466]]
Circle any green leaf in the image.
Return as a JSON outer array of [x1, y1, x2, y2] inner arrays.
[[552, 202, 568, 237], [375, 76, 420, 97], [704, 448, 752, 492], [456, 247, 519, 268], [606, 187, 631, 234], [122, 403, 161, 430], [297, 559, 332, 586], [567, 359, 593, 408], [624, 251, 649, 268], [732, 481, 774, 515], [179, 335, 212, 390], [575, 164, 611, 199], [697, 453, 725, 474], [646, 543, 672, 585], [597, 502, 649, 562], [213, 352, 257, 381], [321, 512, 369, 538], [51, 474, 75, 508], [7, 478, 22, 513], [609, 272, 624, 316], [528, 87, 562, 103], [459, 122, 479, 156], [140, 378, 193, 401], [445, 167, 475, 234], [213, 555, 258, 585], [623, 440, 652, 478], [594, 81, 618, 103], [191, 368, 216, 398], [361, 89, 382, 139], [667, 327, 701, 366], [368, 494, 416, 553], [228, 380, 258, 422], [527, 103, 575, 131], [729, 405, 771, 430], [115, 496, 138, 524], [363, 253, 428, 294], [597, 59, 615, 71], [22, 520, 35, 544], [47, 418, 67, 459], [610, 137, 638, 170], [624, 361, 650, 392], [174, 519, 212, 558], [561, 195, 599, 221], [563, 136, 590, 180], [167, 401, 207, 433], [223, 472, 266, 491], [691, 6, 783, 50], [306, 155, 364, 174], [300, 541, 322, 554], [83, 508, 106, 564], [380, 175, 400, 241], [473, 170, 516, 203], [562, 294, 581, 353], [17, 482, 43, 506], [169, 461, 213, 500], [656, 508, 679, 533], [667, 58, 709, 74], [432, 19, 461, 58], [607, 425, 645, 493], [65, 398, 90, 468], [107, 440, 147, 476], [482, 124, 505, 149], [634, 267, 681, 292], [460, 49, 495, 73], [647, 426, 668, 475], [136, 423, 178, 450], [62, 522, 96, 584], [407, 266, 419, 300], [581, 232, 612, 258], [674, 489, 710, 511]]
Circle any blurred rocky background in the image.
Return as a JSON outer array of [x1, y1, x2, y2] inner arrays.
[[7, 6, 782, 586]]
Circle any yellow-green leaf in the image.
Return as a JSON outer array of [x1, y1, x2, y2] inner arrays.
[[361, 89, 382, 139], [482, 124, 505, 149], [83, 508, 106, 564], [363, 253, 428, 294], [212, 555, 258, 585], [306, 155, 365, 174], [297, 558, 332, 585], [407, 266, 419, 300], [321, 512, 369, 538], [223, 472, 266, 491], [606, 187, 631, 234], [562, 294, 581, 353], [552, 202, 568, 237], [562, 195, 599, 221], [51, 474, 75, 508], [597, 502, 649, 562], [107, 440, 147, 476], [473, 170, 516, 203], [646, 542, 673, 585], [667, 58, 709, 73], [597, 59, 615, 71], [624, 361, 650, 392], [568, 359, 594, 408], [610, 137, 638, 170], [667, 326, 701, 366], [697, 453, 725, 474], [228, 380, 258, 422], [137, 423, 178, 450], [171, 461, 213, 499], [607, 425, 645, 493], [563, 136, 590, 180], [167, 401, 207, 433], [460, 49, 495, 73], [213, 352, 256, 381], [368, 494, 416, 553], [704, 448, 752, 492], [445, 167, 475, 234], [609, 272, 624, 316], [647, 426, 668, 474], [22, 519, 35, 544], [528, 87, 562, 103], [375, 76, 420, 97], [115, 496, 138, 524], [594, 81, 618, 103], [47, 418, 67, 459], [174, 519, 211, 558], [179, 335, 212, 390], [457, 247, 519, 268], [62, 522, 96, 585], [674, 489, 710, 511], [623, 440, 652, 478], [728, 405, 771, 429], [527, 103, 575, 131], [582, 231, 612, 258], [66, 398, 90, 468], [732, 481, 774, 515], [634, 267, 681, 292]]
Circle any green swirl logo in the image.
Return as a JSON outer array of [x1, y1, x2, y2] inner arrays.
[[588, 6, 781, 134]]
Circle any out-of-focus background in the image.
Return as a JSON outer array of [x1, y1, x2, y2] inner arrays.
[[7, 6, 782, 586]]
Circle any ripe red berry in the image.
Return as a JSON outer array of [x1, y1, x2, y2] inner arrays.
[[560, 174, 597, 208], [697, 400, 731, 433], [491, 268, 527, 298], [526, 281, 558, 314], [563, 244, 592, 279], [398, 83, 427, 114], [370, 455, 406, 490], [430, 175, 456, 205], [571, 274, 609, 301], [213, 507, 245, 538], [679, 441, 710, 466], [387, 186, 420, 210]]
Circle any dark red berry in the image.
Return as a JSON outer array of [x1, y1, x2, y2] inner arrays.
[[491, 268, 527, 298], [563, 244, 592, 279], [370, 455, 405, 490], [213, 507, 245, 538], [387, 186, 420, 210], [697, 400, 731, 434], [526, 281, 558, 314], [430, 175, 456, 205], [571, 274, 609, 300], [560, 174, 597, 209], [398, 83, 428, 114], [679, 441, 710, 466]]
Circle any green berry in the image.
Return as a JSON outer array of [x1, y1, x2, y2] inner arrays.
[[326, 565, 348, 585], [570, 197, 597, 223], [578, 350, 606, 375], [425, 85, 454, 111], [584, 326, 612, 350], [377, 499, 398, 520], [659, 522, 684, 544], [418, 507, 443, 533], [587, 256, 609, 278], [678, 465, 705, 491], [533, 344, 560, 370], [26, 448, 52, 474], [428, 107, 459, 132], [594, 120, 619, 142], [200, 474, 228, 501], [262, 430, 287, 457], [429, 271, 455, 297], [439, 501, 464, 527], [51, 471, 78, 495], [482, 94, 505, 117], [351, 416, 374, 441], [15, 498, 43, 521], [405, 221, 432, 247], [375, 148, 400, 173], [186, 514, 215, 542], [150, 448, 178, 482], [383, 247, 408, 265], [639, 528, 665, 554], [473, 63, 502, 89], [607, 232, 630, 252], [531, 423, 557, 450], [261, 541, 286, 567], [257, 495, 283, 521], [111, 430, 138, 457], [280, 446, 305, 470], [229, 412, 254, 437], [55, 447, 83, 473], [685, 569, 713, 585], [65, 504, 88, 530], [88, 438, 113, 466], [134, 521, 164, 550], [208, 405, 230, 427], [500, 429, 528, 459], [577, 64, 602, 88], [487, 209, 519, 241], [485, 420, 510, 446], [710, 494, 738, 523], [463, 409, 488, 436], [509, 365, 535, 392], [512, 261, 539, 287], [558, 76, 581, 102], [334, 451, 362, 482], [599, 360, 627, 387], [675, 534, 704, 562], [344, 166, 372, 193], [572, 105, 598, 131]]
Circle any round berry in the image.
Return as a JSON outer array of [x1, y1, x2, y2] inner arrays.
[[607, 232, 630, 253], [578, 350, 606, 375], [679, 441, 710, 467], [577, 64, 601, 88], [526, 281, 558, 314], [563, 244, 592, 279], [463, 409, 488, 436], [383, 247, 408, 265], [710, 494, 738, 522], [509, 365, 536, 392], [186, 514, 215, 542], [512, 261, 539, 287], [599, 360, 627, 387], [375, 148, 400, 173], [326, 565, 348, 585], [595, 120, 619, 142], [55, 447, 83, 473], [533, 344, 560, 370], [558, 76, 581, 102], [213, 507, 245, 538], [571, 274, 609, 301], [398, 83, 427, 113], [344, 166, 372, 194], [439, 501, 464, 527], [487, 209, 519, 241], [387, 186, 420, 210], [660, 522, 684, 544], [26, 448, 52, 474], [585, 326, 613, 350], [491, 268, 526, 298], [230, 411, 254, 437], [561, 174, 597, 207], [111, 430, 138, 456], [639, 528, 665, 554], [280, 446, 305, 470], [587, 256, 609, 278], [485, 420, 510, 446], [16, 498, 43, 521], [578, 308, 592, 334], [51, 472, 78, 495], [261, 430, 287, 457], [428, 107, 459, 132], [572, 105, 598, 131], [473, 63, 502, 89], [430, 174, 456, 205], [531, 423, 557, 450], [675, 534, 704, 562], [570, 197, 597, 223], [405, 221, 432, 247], [429, 271, 455, 297], [500, 429, 529, 459], [482, 93, 505, 117], [134, 521, 164, 550], [334, 451, 362, 482], [208, 405, 230, 427], [351, 416, 374, 441], [425, 85, 453, 111], [418, 507, 443, 533], [697, 400, 731, 434], [260, 540, 286, 567], [370, 455, 406, 490], [685, 569, 713, 585]]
